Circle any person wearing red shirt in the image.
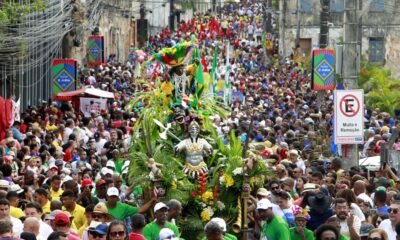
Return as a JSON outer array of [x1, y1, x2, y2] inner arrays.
[[129, 214, 146, 240]]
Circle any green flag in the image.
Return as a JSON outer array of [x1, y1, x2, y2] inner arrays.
[[195, 62, 204, 85], [210, 47, 218, 83]]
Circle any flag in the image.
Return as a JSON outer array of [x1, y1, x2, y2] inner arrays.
[[210, 47, 218, 83]]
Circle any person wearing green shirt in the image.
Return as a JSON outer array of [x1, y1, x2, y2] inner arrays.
[[257, 199, 290, 240], [290, 207, 315, 240], [106, 187, 156, 221], [142, 202, 180, 240]]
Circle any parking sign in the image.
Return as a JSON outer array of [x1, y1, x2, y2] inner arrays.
[[334, 90, 364, 144]]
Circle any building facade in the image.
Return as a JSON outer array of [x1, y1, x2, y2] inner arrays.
[[281, 0, 400, 75]]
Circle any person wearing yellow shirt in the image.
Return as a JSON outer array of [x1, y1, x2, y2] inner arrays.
[[34, 188, 51, 214], [50, 175, 63, 201], [61, 190, 86, 231], [7, 191, 25, 219], [45, 116, 58, 133]]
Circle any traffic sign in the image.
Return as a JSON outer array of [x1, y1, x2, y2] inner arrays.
[[334, 90, 364, 144]]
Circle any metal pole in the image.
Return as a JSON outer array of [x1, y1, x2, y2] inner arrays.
[[319, 0, 330, 48], [342, 0, 361, 169], [295, 0, 301, 47], [279, 0, 287, 57]]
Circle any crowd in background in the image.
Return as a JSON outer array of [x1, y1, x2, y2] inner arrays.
[[1, 1, 400, 240]]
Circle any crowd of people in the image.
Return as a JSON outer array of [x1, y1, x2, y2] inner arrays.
[[1, 1, 400, 240]]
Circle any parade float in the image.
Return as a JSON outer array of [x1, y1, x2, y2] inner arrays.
[[127, 41, 271, 239]]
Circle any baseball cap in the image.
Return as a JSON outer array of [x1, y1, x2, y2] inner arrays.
[[88, 222, 108, 235], [210, 218, 227, 232], [360, 223, 374, 237], [256, 188, 269, 197], [158, 228, 178, 240], [0, 180, 10, 190], [55, 159, 64, 166], [107, 187, 119, 197], [10, 184, 24, 194], [46, 210, 63, 220], [106, 161, 115, 169], [154, 202, 169, 212], [257, 199, 272, 210], [81, 179, 94, 188], [48, 164, 58, 171], [101, 167, 114, 176], [54, 212, 70, 226], [94, 132, 100, 138]]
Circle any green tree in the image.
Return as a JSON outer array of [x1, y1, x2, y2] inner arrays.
[[358, 61, 400, 115]]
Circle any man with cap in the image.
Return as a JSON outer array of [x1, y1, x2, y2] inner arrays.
[[289, 207, 314, 240], [158, 228, 179, 240], [106, 187, 156, 221], [94, 179, 108, 202], [257, 198, 290, 240], [53, 212, 80, 240], [204, 220, 224, 240], [77, 179, 99, 207], [61, 190, 86, 230], [142, 202, 179, 240], [87, 222, 108, 240], [288, 149, 305, 173], [201, 218, 237, 240]]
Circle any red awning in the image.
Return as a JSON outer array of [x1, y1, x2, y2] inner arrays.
[[54, 87, 114, 101]]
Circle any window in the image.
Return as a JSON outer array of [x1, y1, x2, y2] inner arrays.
[[369, 38, 385, 63], [330, 0, 344, 12], [369, 0, 385, 12], [300, 0, 312, 12]]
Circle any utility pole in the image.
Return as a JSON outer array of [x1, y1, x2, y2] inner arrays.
[[342, 0, 361, 169], [295, 0, 301, 47], [169, 0, 175, 31], [266, 0, 273, 33], [279, 0, 286, 57], [319, 0, 330, 48]]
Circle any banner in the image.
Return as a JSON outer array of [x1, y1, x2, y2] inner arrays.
[[231, 91, 244, 103], [312, 49, 335, 91], [52, 59, 77, 97], [80, 97, 108, 117], [11, 98, 20, 125], [87, 36, 104, 67]]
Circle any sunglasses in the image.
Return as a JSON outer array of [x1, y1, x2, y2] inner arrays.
[[368, 238, 382, 240], [89, 232, 105, 238], [92, 214, 106, 219], [271, 186, 279, 190], [164, 235, 177, 239], [110, 231, 125, 237], [388, 208, 399, 214]]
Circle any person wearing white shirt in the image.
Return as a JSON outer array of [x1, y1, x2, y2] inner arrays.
[[288, 149, 305, 173], [0, 199, 23, 236], [379, 201, 400, 240], [334, 198, 361, 240], [353, 180, 374, 207], [24, 202, 53, 240]]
